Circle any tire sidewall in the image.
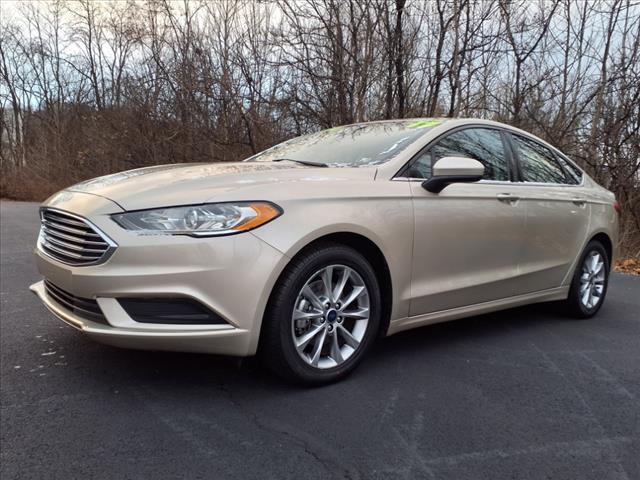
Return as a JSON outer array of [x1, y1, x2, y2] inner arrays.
[[273, 245, 381, 384]]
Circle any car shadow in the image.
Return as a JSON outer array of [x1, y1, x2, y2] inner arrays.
[[60, 300, 578, 394]]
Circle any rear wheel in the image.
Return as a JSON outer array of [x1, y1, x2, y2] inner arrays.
[[261, 243, 381, 385], [565, 240, 610, 318]]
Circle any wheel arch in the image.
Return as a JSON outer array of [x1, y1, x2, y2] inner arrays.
[[259, 231, 393, 346], [559, 228, 615, 289], [589, 231, 613, 269]]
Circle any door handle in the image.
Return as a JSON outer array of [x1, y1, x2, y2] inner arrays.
[[497, 193, 520, 204], [572, 198, 586, 207]]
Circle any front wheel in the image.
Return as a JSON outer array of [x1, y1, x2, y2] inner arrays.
[[261, 243, 381, 385], [565, 240, 610, 318]]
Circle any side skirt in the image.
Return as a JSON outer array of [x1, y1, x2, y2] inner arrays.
[[386, 286, 569, 336]]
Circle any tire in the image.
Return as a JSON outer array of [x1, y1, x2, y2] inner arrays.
[[260, 242, 381, 385], [565, 240, 610, 318]]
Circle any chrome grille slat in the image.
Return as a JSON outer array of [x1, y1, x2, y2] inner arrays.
[[42, 220, 100, 238], [41, 244, 96, 264], [42, 211, 89, 229], [41, 226, 108, 247], [44, 235, 107, 254], [38, 208, 116, 266], [42, 241, 101, 260]]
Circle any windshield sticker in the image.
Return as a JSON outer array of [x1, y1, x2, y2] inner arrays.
[[407, 120, 441, 129]]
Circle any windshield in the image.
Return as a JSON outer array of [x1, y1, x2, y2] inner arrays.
[[247, 119, 443, 167]]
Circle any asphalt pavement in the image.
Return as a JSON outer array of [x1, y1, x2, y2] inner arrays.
[[1, 200, 639, 479]]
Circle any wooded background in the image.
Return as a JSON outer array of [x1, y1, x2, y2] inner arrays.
[[1, 0, 638, 256]]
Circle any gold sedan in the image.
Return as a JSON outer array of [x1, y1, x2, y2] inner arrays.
[[31, 119, 619, 384]]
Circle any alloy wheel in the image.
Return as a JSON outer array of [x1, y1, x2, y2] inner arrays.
[[579, 251, 605, 309], [291, 264, 370, 369]]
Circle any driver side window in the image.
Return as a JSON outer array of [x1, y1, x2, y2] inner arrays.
[[406, 128, 510, 181]]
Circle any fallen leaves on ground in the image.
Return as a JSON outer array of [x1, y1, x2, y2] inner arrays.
[[615, 258, 640, 275]]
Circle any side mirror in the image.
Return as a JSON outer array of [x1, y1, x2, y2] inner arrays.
[[422, 156, 484, 193]]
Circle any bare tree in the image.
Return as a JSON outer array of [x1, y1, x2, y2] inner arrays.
[[0, 0, 638, 255]]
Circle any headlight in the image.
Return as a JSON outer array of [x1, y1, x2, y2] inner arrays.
[[112, 202, 282, 237]]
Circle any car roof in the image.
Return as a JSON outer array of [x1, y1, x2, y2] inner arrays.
[[364, 117, 572, 158], [368, 117, 586, 179]]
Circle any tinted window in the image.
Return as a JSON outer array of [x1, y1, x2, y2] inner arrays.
[[407, 128, 509, 181], [555, 155, 582, 185], [248, 120, 442, 167], [512, 135, 567, 184], [405, 150, 433, 179]]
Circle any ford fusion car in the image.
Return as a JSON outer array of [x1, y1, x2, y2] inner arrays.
[[30, 118, 619, 384]]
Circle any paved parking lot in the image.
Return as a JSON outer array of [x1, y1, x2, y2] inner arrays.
[[1, 200, 639, 479]]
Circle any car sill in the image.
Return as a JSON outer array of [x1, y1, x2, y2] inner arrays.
[[387, 286, 569, 335]]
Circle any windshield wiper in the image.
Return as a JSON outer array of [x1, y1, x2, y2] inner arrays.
[[272, 158, 328, 168]]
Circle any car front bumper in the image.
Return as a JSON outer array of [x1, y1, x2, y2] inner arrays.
[[30, 191, 288, 356], [30, 280, 255, 355]]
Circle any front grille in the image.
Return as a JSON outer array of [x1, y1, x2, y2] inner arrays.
[[44, 280, 108, 325], [39, 208, 116, 266]]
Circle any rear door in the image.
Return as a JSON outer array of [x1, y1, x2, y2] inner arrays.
[[405, 126, 527, 315], [507, 133, 590, 292]]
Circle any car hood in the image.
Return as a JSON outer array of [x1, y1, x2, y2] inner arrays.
[[65, 162, 376, 211]]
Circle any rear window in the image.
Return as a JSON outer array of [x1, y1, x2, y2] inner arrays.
[[512, 135, 567, 184], [555, 155, 583, 184], [247, 120, 443, 167]]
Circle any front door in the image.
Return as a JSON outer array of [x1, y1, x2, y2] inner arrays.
[[405, 126, 527, 316]]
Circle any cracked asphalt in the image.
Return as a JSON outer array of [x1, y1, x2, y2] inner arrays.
[[1, 200, 639, 479]]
